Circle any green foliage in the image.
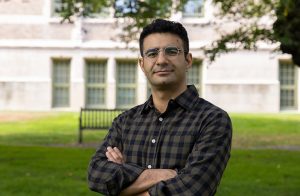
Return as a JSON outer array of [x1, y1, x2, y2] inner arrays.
[[207, 0, 300, 66], [56, 0, 109, 22], [205, 25, 274, 62], [205, 0, 277, 62], [55, 0, 300, 66], [213, 0, 277, 18], [273, 0, 300, 66], [57, 0, 188, 43]]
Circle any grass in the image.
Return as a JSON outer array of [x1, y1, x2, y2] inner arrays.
[[216, 149, 300, 196], [0, 112, 107, 146], [0, 112, 299, 148], [0, 112, 299, 195], [0, 145, 99, 196], [0, 145, 299, 196], [231, 113, 300, 148]]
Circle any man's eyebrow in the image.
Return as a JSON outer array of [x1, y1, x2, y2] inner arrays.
[[145, 47, 159, 51]]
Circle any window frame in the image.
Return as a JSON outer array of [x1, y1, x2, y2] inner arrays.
[[84, 58, 107, 109], [116, 59, 138, 109], [51, 58, 71, 108], [279, 59, 298, 110], [187, 59, 203, 96]]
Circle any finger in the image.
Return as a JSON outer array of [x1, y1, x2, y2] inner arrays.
[[105, 151, 116, 162], [106, 147, 117, 162], [113, 147, 123, 160], [107, 147, 123, 164], [107, 147, 120, 160]]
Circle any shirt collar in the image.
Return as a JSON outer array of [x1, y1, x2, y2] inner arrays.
[[141, 85, 199, 114], [174, 85, 199, 111], [141, 95, 154, 114]]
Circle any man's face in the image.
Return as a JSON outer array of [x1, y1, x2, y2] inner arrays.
[[139, 33, 192, 90]]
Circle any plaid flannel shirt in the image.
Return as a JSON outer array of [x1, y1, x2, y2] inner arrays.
[[88, 85, 232, 196]]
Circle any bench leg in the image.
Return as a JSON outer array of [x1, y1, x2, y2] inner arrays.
[[79, 129, 83, 144]]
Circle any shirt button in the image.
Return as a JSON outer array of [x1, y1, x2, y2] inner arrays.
[[151, 139, 156, 144], [147, 165, 152, 169], [158, 117, 163, 122]]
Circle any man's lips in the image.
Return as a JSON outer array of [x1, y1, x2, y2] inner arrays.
[[153, 70, 173, 74]]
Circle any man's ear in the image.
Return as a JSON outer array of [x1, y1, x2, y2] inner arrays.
[[185, 53, 193, 70], [138, 57, 145, 73]]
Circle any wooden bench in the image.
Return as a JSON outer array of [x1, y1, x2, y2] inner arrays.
[[78, 108, 124, 143]]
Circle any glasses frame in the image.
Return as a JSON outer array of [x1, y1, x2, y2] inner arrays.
[[143, 46, 186, 59]]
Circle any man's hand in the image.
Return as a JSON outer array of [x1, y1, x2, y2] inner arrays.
[[106, 146, 124, 164], [105, 146, 177, 196], [120, 169, 177, 196]]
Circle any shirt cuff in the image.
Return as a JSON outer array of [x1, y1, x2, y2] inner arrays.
[[121, 162, 145, 183]]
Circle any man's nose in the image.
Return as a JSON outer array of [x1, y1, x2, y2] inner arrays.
[[156, 50, 168, 65]]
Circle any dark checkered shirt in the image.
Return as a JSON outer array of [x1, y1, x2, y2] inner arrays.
[[88, 85, 232, 196]]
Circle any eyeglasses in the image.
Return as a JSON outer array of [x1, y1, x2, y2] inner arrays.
[[143, 46, 185, 59]]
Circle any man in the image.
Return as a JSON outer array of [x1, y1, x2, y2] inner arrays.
[[88, 19, 232, 196]]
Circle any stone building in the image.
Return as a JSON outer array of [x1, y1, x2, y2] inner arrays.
[[0, 0, 299, 112]]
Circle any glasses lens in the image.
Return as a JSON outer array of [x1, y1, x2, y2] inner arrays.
[[145, 48, 159, 58], [165, 47, 179, 56]]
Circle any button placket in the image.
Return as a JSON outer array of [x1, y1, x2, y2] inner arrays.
[[147, 115, 165, 170]]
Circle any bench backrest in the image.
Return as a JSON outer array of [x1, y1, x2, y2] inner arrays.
[[79, 108, 124, 130]]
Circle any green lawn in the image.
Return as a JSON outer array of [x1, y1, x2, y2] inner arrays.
[[230, 113, 300, 148], [0, 112, 107, 146], [216, 150, 300, 196], [0, 112, 299, 148], [0, 145, 299, 196], [0, 112, 299, 195], [0, 145, 98, 196]]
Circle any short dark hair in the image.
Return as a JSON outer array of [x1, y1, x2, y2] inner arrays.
[[139, 19, 189, 57]]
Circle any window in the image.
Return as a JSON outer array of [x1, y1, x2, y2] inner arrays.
[[279, 60, 298, 110], [52, 0, 67, 16], [52, 0, 110, 17], [114, 0, 138, 17], [85, 60, 107, 108], [187, 59, 202, 95], [116, 60, 137, 108], [52, 59, 70, 108], [183, 0, 205, 18]]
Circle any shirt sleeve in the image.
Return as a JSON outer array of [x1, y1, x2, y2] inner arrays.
[[87, 114, 145, 196], [148, 110, 232, 196]]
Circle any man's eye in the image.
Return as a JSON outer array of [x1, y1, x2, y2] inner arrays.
[[145, 50, 158, 58], [165, 47, 179, 56]]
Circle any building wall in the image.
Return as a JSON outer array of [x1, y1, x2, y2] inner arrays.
[[0, 46, 288, 112], [0, 0, 299, 112], [205, 51, 280, 112], [0, 0, 44, 15]]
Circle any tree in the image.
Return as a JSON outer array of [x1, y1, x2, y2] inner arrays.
[[209, 0, 300, 67], [55, 0, 187, 43], [57, 0, 300, 67], [273, 0, 300, 66]]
